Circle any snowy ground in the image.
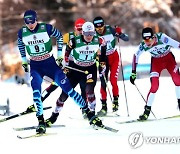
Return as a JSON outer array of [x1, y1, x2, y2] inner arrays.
[[0, 46, 180, 154], [0, 77, 180, 154]]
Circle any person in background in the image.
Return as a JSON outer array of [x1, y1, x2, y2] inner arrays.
[[93, 16, 129, 116], [130, 27, 180, 121]]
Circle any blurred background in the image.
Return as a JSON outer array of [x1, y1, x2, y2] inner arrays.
[[0, 0, 179, 82]]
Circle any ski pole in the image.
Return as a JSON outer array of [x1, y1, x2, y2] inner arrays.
[[65, 66, 89, 74], [134, 83, 157, 119], [102, 74, 113, 103], [118, 39, 129, 116]]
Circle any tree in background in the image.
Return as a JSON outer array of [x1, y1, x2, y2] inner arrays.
[[0, 0, 179, 80]]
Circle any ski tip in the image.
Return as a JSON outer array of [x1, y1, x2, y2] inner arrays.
[[17, 135, 23, 139], [102, 125, 119, 133], [0, 119, 6, 123]]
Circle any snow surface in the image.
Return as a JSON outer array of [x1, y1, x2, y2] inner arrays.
[[0, 46, 180, 154], [0, 77, 180, 154]]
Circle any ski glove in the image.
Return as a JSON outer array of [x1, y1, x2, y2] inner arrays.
[[115, 26, 122, 36], [56, 56, 64, 68], [100, 62, 106, 75], [130, 72, 137, 85], [22, 62, 29, 72]]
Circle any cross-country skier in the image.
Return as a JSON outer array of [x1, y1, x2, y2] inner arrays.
[[45, 21, 107, 126], [130, 27, 180, 121], [93, 16, 129, 116], [17, 10, 103, 133]]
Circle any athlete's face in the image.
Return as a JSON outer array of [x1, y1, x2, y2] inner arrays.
[[95, 26, 105, 35], [144, 37, 155, 47], [83, 31, 95, 42], [75, 27, 83, 36], [26, 21, 38, 30]]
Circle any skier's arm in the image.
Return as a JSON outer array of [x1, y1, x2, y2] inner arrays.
[[97, 37, 107, 75], [110, 26, 129, 41], [17, 29, 28, 64], [17, 29, 29, 72], [132, 44, 144, 72], [98, 37, 107, 63], [130, 44, 144, 84], [46, 24, 63, 58], [160, 33, 180, 49], [64, 38, 76, 62], [63, 32, 70, 44]]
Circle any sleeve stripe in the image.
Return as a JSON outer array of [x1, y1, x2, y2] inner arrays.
[[50, 27, 63, 57], [17, 38, 26, 58]]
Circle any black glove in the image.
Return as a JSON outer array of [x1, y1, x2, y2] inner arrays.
[[22, 62, 29, 72], [99, 62, 106, 76], [89, 116, 103, 127], [56, 57, 64, 68], [130, 71, 137, 85], [63, 67, 69, 74]]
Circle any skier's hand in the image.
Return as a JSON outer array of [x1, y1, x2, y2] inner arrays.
[[56, 56, 64, 68], [115, 26, 122, 36], [130, 72, 137, 85], [100, 62, 106, 75], [58, 56, 70, 73], [22, 62, 29, 72], [63, 67, 69, 74], [95, 56, 100, 67]]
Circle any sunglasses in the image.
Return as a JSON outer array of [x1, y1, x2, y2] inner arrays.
[[83, 31, 95, 36], [144, 38, 152, 43], [25, 22, 35, 25], [24, 18, 36, 25], [95, 26, 104, 31]]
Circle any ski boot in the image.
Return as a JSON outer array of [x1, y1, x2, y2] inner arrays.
[[138, 105, 151, 121], [112, 96, 119, 112], [36, 114, 46, 134], [82, 109, 95, 119], [26, 104, 36, 113], [97, 100, 107, 117], [83, 107, 103, 128], [45, 112, 59, 127], [89, 116, 103, 128], [82, 109, 88, 119]]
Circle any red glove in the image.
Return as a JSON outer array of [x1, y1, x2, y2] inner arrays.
[[64, 50, 70, 63], [99, 37, 106, 46], [115, 26, 122, 35], [64, 55, 69, 63]]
